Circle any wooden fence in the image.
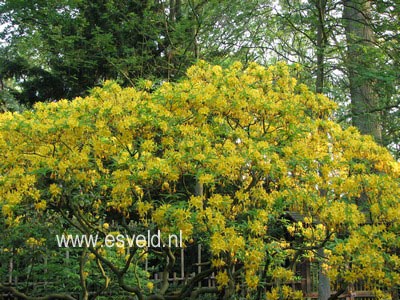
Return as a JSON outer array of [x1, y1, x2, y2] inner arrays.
[[1, 243, 385, 299]]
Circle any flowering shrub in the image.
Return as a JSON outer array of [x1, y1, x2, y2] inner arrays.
[[1, 61, 399, 299]]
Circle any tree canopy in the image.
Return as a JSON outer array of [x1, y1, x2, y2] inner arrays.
[[0, 0, 204, 105], [1, 61, 399, 299]]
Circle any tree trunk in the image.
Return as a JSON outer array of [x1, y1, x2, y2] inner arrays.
[[318, 248, 331, 300], [343, 0, 382, 142], [315, 0, 327, 94]]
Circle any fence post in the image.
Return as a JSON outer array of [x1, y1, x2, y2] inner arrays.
[[198, 244, 202, 287], [8, 251, 13, 284], [181, 248, 184, 280]]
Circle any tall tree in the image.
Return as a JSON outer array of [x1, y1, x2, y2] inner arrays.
[[343, 0, 382, 142], [0, 0, 203, 105]]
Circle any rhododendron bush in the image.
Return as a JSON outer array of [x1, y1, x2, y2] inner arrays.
[[0, 61, 399, 299]]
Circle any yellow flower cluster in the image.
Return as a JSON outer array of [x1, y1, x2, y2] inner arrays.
[[26, 237, 45, 247]]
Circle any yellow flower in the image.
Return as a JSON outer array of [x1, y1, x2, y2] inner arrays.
[[146, 281, 154, 292], [116, 246, 125, 256], [245, 272, 259, 289], [34, 200, 47, 211], [210, 232, 227, 255], [26, 237, 45, 247], [198, 173, 214, 185], [189, 195, 203, 210], [211, 258, 226, 268], [2, 204, 12, 217], [215, 271, 229, 289], [49, 184, 61, 197]]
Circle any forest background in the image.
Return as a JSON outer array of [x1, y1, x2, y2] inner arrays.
[[0, 1, 400, 300]]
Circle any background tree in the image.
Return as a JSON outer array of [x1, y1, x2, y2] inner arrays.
[[343, 0, 381, 141], [0, 0, 205, 105], [202, 0, 400, 156]]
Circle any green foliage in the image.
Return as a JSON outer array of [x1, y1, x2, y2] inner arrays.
[[0, 0, 203, 104]]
